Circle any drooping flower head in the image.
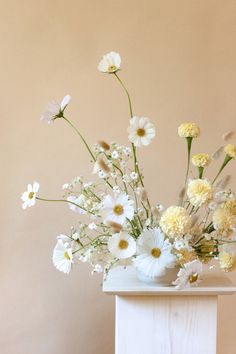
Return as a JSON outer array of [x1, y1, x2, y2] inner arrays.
[[173, 260, 203, 289], [98, 51, 121, 73], [192, 153, 211, 168], [108, 232, 136, 259], [101, 193, 134, 225], [41, 94, 71, 124], [21, 182, 40, 209], [187, 179, 213, 207], [52, 240, 73, 274], [178, 122, 200, 138], [224, 144, 236, 159], [128, 116, 156, 147], [159, 206, 191, 238], [134, 228, 176, 278]]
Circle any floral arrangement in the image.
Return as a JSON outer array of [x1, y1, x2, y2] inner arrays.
[[21, 52, 236, 290]]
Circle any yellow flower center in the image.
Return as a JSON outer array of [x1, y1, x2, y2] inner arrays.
[[64, 251, 71, 260], [119, 240, 128, 250], [28, 192, 35, 199], [108, 65, 117, 72], [137, 128, 145, 137], [113, 204, 124, 215], [189, 273, 198, 283], [151, 248, 161, 258]]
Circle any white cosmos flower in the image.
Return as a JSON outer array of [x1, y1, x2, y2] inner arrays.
[[101, 193, 134, 225], [173, 260, 203, 290], [52, 240, 73, 274], [41, 94, 71, 124], [67, 195, 86, 214], [128, 117, 156, 147], [21, 182, 40, 209], [98, 51, 121, 73], [108, 232, 136, 259], [134, 228, 176, 278]]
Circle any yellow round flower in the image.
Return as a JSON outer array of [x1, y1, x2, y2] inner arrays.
[[224, 144, 236, 159], [212, 208, 235, 236], [219, 251, 236, 272], [221, 198, 236, 216], [187, 179, 213, 207], [159, 206, 191, 238], [178, 122, 200, 138], [192, 153, 211, 168]]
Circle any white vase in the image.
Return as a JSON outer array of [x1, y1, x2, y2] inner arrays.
[[136, 266, 179, 286]]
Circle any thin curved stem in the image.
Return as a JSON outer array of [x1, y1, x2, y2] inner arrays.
[[114, 72, 133, 117]]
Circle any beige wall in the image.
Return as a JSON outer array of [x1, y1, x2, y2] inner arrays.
[[1, 0, 236, 353]]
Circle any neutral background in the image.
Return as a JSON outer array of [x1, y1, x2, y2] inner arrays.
[[1, 0, 236, 353]]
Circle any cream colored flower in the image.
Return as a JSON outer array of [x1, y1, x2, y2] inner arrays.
[[192, 153, 211, 167], [98, 51, 121, 73], [52, 240, 73, 274], [173, 260, 203, 290], [178, 122, 200, 138], [128, 116, 156, 147], [212, 208, 236, 236], [159, 206, 191, 238], [108, 232, 136, 259], [221, 198, 236, 216], [187, 179, 213, 207], [101, 193, 134, 225], [219, 245, 236, 272], [21, 182, 40, 209], [224, 144, 236, 159]]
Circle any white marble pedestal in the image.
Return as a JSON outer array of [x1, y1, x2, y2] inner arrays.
[[103, 266, 236, 354]]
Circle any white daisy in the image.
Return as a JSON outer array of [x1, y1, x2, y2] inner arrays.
[[108, 232, 136, 259], [128, 116, 156, 147], [134, 228, 176, 278], [98, 51, 121, 73], [101, 193, 134, 225], [41, 94, 71, 124], [52, 240, 73, 274], [173, 260, 203, 290], [67, 195, 86, 214], [21, 182, 40, 209]]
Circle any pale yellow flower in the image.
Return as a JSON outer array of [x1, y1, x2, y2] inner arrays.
[[178, 122, 200, 138], [187, 179, 213, 207], [219, 251, 236, 272], [212, 208, 236, 236], [224, 144, 236, 159], [159, 206, 191, 238], [192, 153, 211, 168], [221, 198, 236, 216]]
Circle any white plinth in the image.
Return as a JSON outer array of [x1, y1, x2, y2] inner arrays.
[[103, 266, 236, 354]]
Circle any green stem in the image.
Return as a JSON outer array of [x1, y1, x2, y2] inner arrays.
[[63, 116, 96, 162], [212, 155, 232, 184], [36, 196, 96, 216], [185, 137, 193, 185], [198, 166, 204, 179], [114, 72, 133, 117]]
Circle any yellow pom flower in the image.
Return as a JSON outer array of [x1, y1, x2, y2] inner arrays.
[[221, 198, 236, 216], [224, 144, 236, 159], [212, 208, 235, 236], [187, 179, 213, 207], [159, 206, 191, 238], [178, 122, 200, 138], [219, 251, 236, 272], [192, 153, 211, 167]]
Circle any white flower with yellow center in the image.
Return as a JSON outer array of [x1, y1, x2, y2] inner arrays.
[[52, 240, 73, 274], [134, 228, 176, 278], [41, 94, 71, 124], [187, 179, 213, 207], [98, 51, 121, 73], [178, 122, 200, 138], [128, 116, 156, 147], [159, 206, 191, 238], [67, 195, 86, 214], [173, 260, 203, 289], [101, 193, 134, 225], [224, 144, 236, 159], [21, 182, 40, 209], [212, 208, 236, 236], [108, 232, 136, 259], [192, 153, 211, 167]]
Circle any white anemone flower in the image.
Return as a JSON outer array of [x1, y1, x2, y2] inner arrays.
[[173, 260, 203, 290], [108, 232, 136, 259], [41, 94, 71, 124], [134, 228, 176, 278], [98, 51, 121, 73], [128, 116, 156, 147], [52, 240, 73, 274], [101, 193, 134, 225], [67, 195, 86, 214], [21, 182, 40, 209]]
